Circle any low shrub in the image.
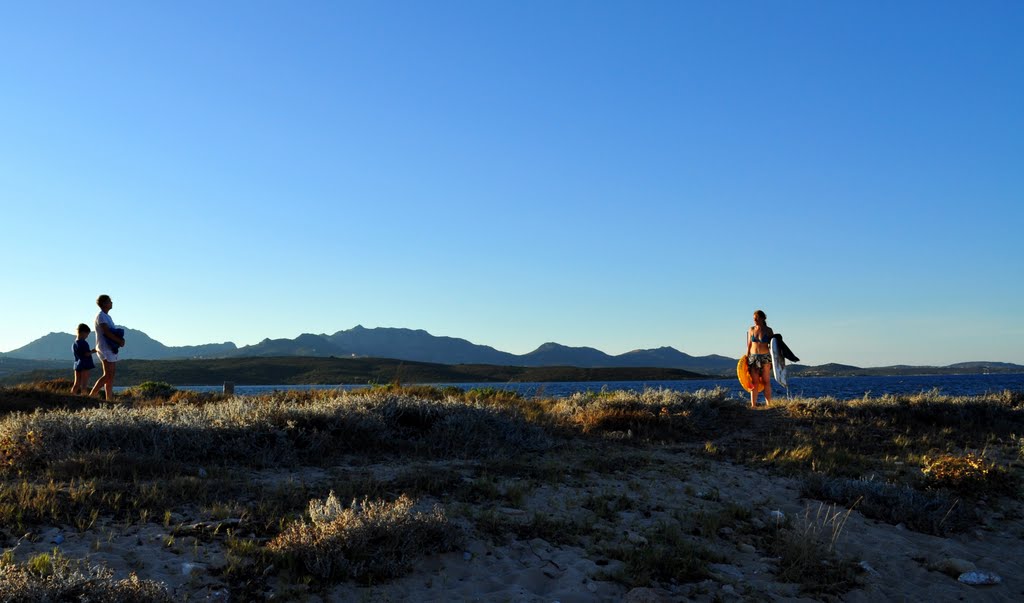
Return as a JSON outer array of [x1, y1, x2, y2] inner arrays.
[[921, 452, 1015, 497], [802, 474, 975, 535], [124, 381, 177, 401], [267, 492, 462, 583], [0, 550, 172, 602], [550, 387, 733, 440], [602, 522, 719, 586]]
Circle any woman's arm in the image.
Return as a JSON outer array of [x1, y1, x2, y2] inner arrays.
[[745, 328, 752, 356], [98, 322, 125, 346]]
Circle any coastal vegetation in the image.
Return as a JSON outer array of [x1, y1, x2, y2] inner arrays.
[[0, 381, 1021, 600]]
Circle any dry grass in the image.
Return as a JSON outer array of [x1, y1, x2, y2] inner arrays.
[[762, 503, 860, 596], [0, 387, 553, 477], [0, 382, 1021, 599]]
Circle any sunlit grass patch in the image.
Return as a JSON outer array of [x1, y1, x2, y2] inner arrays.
[[548, 386, 734, 441], [267, 492, 462, 584], [0, 549, 172, 602], [921, 451, 1016, 497], [0, 390, 554, 476]]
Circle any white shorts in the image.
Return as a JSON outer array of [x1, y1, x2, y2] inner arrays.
[[97, 349, 119, 363]]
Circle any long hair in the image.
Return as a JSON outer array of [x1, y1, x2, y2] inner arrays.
[[754, 309, 767, 324]]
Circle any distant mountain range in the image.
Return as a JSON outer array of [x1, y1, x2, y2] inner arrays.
[[2, 325, 1022, 377], [1, 325, 737, 374]]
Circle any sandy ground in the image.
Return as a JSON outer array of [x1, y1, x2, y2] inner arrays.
[[5, 428, 1023, 602]]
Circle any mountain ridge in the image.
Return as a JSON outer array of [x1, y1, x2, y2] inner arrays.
[[3, 326, 1022, 377]]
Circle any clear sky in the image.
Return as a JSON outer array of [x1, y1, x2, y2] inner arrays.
[[2, 1, 1021, 367]]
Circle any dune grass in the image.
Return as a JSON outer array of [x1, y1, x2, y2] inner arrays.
[[0, 380, 1021, 599]]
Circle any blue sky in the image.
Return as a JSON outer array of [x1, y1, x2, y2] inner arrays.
[[2, 1, 1021, 367]]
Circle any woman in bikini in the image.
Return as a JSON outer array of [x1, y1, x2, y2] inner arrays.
[[746, 310, 773, 407]]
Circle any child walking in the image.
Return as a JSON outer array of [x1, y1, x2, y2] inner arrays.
[[71, 323, 96, 395]]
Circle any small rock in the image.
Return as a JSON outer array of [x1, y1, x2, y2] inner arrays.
[[718, 527, 734, 537], [721, 584, 736, 595], [626, 531, 648, 546], [739, 544, 756, 554], [198, 467, 208, 478], [768, 510, 785, 523], [623, 587, 666, 603], [958, 571, 1002, 586], [858, 560, 880, 577], [466, 540, 488, 555], [182, 562, 198, 576], [463, 551, 472, 561], [937, 558, 977, 577], [586, 582, 598, 593], [709, 563, 744, 580], [52, 534, 65, 545]]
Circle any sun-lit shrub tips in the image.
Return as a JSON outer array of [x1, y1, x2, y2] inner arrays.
[[549, 386, 733, 440], [921, 452, 1015, 496], [0, 390, 553, 475], [0, 551, 172, 602], [267, 492, 463, 583]]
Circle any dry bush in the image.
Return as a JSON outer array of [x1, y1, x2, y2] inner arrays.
[[0, 552, 172, 602], [0, 390, 553, 474], [785, 390, 1024, 441], [267, 492, 462, 583], [921, 452, 1014, 497], [549, 386, 732, 440]]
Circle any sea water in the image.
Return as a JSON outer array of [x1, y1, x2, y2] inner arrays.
[[145, 373, 1024, 400]]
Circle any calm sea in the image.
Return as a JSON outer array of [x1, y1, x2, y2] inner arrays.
[[158, 373, 1024, 401]]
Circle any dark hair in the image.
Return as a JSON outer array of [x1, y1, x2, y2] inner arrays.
[[77, 323, 91, 335], [754, 309, 767, 323], [97, 294, 111, 307]]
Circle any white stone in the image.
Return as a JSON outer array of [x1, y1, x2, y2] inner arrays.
[[958, 571, 1002, 586]]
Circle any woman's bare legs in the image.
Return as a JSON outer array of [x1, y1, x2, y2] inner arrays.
[[89, 359, 117, 400], [761, 363, 772, 405]]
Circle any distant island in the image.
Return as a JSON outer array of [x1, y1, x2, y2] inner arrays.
[[1, 325, 1021, 385]]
